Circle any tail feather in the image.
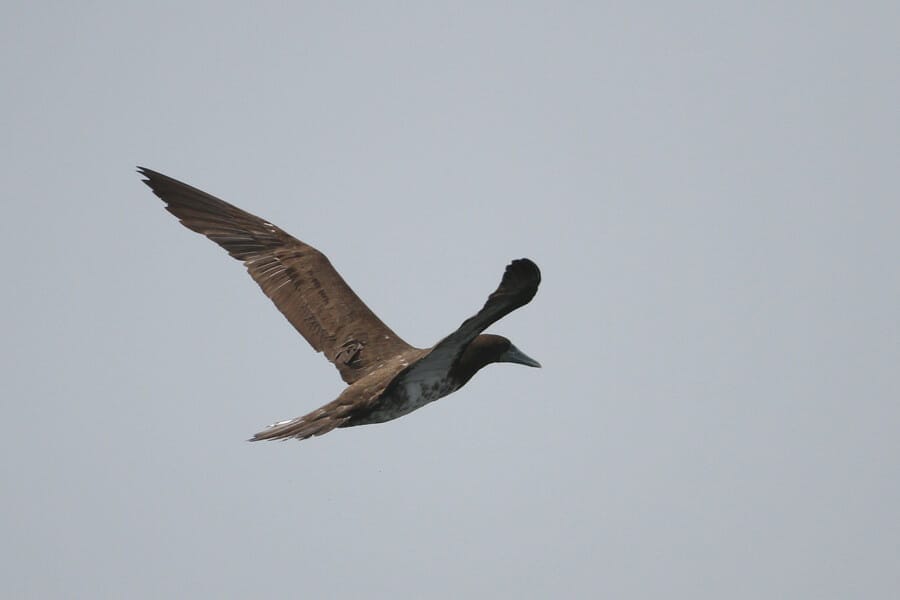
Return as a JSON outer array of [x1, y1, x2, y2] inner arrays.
[[249, 400, 353, 442]]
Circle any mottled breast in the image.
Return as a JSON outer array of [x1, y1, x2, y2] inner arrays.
[[355, 372, 460, 425]]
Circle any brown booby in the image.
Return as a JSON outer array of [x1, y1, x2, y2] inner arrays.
[[138, 168, 541, 442]]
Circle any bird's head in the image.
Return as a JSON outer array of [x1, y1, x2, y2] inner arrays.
[[454, 334, 541, 385]]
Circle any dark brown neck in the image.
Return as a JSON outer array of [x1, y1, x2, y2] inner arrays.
[[453, 349, 494, 386], [451, 335, 509, 386]]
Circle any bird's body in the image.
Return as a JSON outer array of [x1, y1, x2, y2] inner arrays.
[[138, 167, 541, 442]]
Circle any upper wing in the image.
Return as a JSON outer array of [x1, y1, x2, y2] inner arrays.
[[138, 167, 414, 384], [395, 258, 541, 383]]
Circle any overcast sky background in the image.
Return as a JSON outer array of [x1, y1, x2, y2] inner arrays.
[[2, 2, 898, 598]]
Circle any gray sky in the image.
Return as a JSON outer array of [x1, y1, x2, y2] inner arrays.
[[2, 2, 898, 598]]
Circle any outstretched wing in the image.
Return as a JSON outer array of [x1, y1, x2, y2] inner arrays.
[[138, 167, 414, 384], [396, 258, 541, 384]]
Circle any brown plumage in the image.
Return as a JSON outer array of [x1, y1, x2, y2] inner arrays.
[[138, 167, 541, 442]]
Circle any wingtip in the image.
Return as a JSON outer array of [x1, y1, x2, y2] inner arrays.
[[136, 166, 155, 186], [511, 257, 538, 270], [506, 257, 541, 284]]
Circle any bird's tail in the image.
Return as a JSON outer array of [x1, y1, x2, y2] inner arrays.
[[249, 399, 353, 442]]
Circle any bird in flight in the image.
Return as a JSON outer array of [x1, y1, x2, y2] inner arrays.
[[138, 168, 541, 442]]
